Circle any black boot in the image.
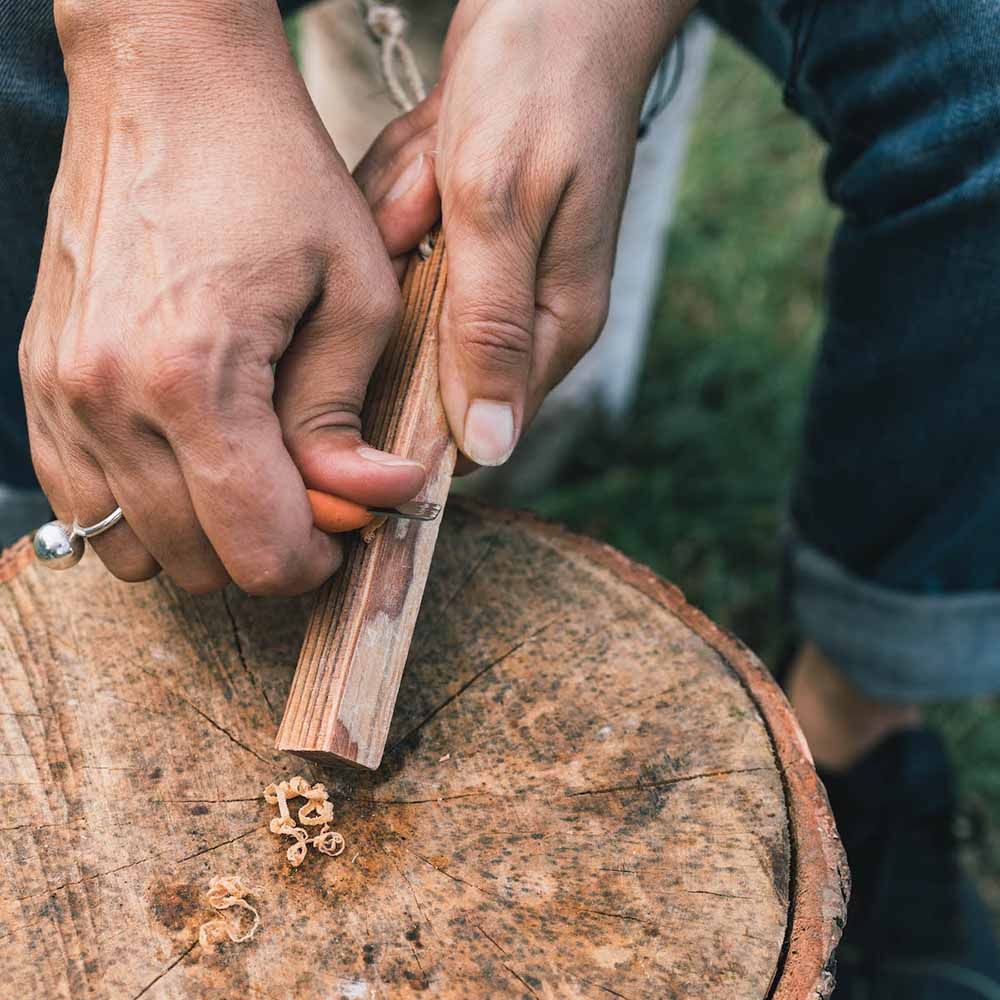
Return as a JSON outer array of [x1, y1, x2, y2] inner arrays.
[[821, 729, 1000, 999]]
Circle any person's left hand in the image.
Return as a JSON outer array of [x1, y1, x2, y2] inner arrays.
[[354, 0, 689, 469]]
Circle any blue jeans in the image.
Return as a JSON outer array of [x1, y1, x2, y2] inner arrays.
[[702, 0, 1000, 698], [3, 1, 999, 699]]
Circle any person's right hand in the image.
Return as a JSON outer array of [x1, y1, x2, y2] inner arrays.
[[20, 1, 427, 595], [355, 0, 685, 472]]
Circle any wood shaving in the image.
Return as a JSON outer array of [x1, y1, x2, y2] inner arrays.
[[312, 829, 346, 857], [198, 875, 260, 950], [298, 797, 334, 827], [361, 514, 389, 544], [263, 776, 346, 868], [286, 832, 309, 868]]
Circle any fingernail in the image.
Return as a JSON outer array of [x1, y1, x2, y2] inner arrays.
[[384, 153, 424, 204], [357, 445, 424, 469], [463, 400, 515, 467]]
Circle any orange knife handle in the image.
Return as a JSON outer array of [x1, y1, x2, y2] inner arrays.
[[307, 490, 374, 534]]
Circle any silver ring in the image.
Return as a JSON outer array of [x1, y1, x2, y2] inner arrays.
[[74, 506, 124, 539], [33, 505, 125, 571]]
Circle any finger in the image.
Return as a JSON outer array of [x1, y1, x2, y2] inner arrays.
[[526, 174, 618, 423], [46, 439, 160, 583], [437, 160, 557, 467], [354, 89, 440, 198], [168, 398, 343, 597], [103, 433, 231, 594], [274, 273, 427, 508], [369, 145, 440, 263], [355, 108, 441, 269], [287, 428, 428, 510], [139, 313, 344, 597], [21, 336, 158, 581]]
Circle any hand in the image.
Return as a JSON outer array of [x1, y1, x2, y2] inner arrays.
[[20, 1, 426, 595], [356, 0, 687, 468]]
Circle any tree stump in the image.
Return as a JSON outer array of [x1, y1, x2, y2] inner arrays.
[[0, 500, 847, 999]]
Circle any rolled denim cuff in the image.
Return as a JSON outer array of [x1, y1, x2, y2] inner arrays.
[[788, 535, 1000, 702]]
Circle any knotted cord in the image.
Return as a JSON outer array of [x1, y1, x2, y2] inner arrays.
[[358, 2, 426, 113], [357, 2, 435, 257]]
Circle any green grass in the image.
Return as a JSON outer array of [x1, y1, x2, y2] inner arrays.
[[529, 35, 1000, 915]]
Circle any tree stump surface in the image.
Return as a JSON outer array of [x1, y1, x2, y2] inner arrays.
[[0, 500, 847, 999]]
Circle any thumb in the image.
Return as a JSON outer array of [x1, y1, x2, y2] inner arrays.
[[273, 272, 427, 509], [439, 187, 546, 468]]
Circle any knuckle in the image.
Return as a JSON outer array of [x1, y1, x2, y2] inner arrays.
[[17, 338, 31, 382], [378, 113, 418, 154], [448, 159, 518, 233], [549, 284, 611, 351], [331, 258, 401, 339], [44, 183, 70, 217], [574, 287, 612, 349], [54, 346, 121, 414], [29, 454, 62, 504], [460, 315, 533, 375]]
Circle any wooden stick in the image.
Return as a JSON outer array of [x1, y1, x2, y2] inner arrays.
[[276, 235, 455, 769]]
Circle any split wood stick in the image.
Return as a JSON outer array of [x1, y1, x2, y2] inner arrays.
[[276, 234, 455, 769]]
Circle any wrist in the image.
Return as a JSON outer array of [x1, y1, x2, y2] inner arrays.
[[55, 0, 283, 84], [612, 2, 697, 100]]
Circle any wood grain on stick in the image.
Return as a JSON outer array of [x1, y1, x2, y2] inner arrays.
[[276, 235, 455, 769]]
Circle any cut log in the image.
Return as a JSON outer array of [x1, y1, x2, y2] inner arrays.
[[0, 502, 847, 999]]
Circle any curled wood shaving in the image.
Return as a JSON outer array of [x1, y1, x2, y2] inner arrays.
[[198, 875, 260, 950], [286, 830, 310, 868], [263, 776, 345, 868], [287, 776, 316, 797], [299, 798, 334, 826], [312, 827, 346, 857], [269, 815, 297, 836], [361, 514, 389, 544]]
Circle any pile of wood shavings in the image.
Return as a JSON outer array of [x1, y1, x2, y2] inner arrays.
[[198, 875, 260, 950], [263, 776, 345, 867]]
